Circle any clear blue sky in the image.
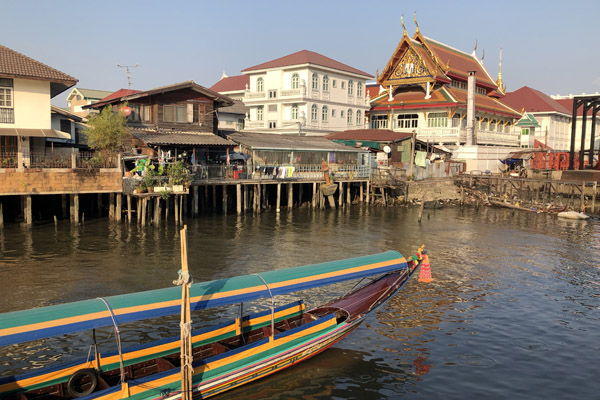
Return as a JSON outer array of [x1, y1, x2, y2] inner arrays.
[[2, 0, 599, 106]]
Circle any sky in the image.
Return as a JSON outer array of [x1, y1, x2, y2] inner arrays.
[[2, 0, 599, 106]]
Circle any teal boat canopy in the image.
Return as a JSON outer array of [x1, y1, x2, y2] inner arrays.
[[0, 251, 407, 347]]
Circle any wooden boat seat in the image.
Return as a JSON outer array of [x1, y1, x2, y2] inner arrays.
[[211, 342, 230, 355]]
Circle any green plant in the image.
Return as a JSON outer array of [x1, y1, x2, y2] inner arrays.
[[159, 189, 171, 200], [84, 105, 129, 163], [167, 160, 191, 185]]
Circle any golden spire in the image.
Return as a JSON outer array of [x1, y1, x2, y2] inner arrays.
[[497, 48, 505, 91], [414, 12, 420, 33], [401, 15, 407, 36]]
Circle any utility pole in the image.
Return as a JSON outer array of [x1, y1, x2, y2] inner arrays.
[[116, 64, 140, 88]]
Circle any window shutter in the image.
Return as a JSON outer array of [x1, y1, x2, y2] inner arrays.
[[187, 104, 194, 123]]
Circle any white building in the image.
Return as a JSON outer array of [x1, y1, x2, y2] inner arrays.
[[211, 50, 372, 136]]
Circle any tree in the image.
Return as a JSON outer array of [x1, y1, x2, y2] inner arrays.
[[84, 106, 129, 157]]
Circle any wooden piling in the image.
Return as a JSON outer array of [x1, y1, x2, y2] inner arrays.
[[346, 183, 351, 206], [109, 193, 115, 220], [257, 184, 262, 214], [155, 197, 161, 224], [0, 202, 3, 229], [338, 182, 343, 207], [222, 185, 228, 215], [116, 194, 122, 222], [141, 198, 147, 227], [127, 195, 132, 224], [581, 182, 585, 211], [360, 183, 364, 203], [193, 186, 199, 216], [287, 183, 293, 210], [137, 197, 142, 223], [73, 194, 79, 224], [165, 197, 170, 222], [236, 184, 242, 215], [97, 193, 102, 218], [592, 182, 597, 213], [25, 195, 32, 227], [366, 181, 370, 204], [276, 183, 281, 213], [212, 185, 217, 210], [61, 194, 67, 219], [312, 182, 316, 208]]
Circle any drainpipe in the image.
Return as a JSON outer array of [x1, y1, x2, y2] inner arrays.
[[466, 71, 476, 146]]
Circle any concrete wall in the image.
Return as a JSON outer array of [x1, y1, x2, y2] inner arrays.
[[0, 169, 122, 195], [10, 79, 51, 129]]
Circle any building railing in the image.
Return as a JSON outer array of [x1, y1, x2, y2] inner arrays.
[[246, 121, 265, 128], [0, 152, 18, 168], [77, 151, 119, 168], [190, 163, 371, 181], [246, 92, 265, 99], [416, 127, 519, 146], [29, 152, 72, 168], [281, 89, 301, 97]]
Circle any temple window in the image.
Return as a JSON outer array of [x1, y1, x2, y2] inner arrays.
[[397, 113, 418, 129], [347, 109, 353, 124], [427, 112, 448, 128], [357, 82, 363, 97], [291, 104, 298, 119], [371, 114, 389, 129], [356, 110, 362, 125]]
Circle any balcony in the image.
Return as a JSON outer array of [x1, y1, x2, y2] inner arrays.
[[416, 127, 519, 146], [281, 89, 301, 97]]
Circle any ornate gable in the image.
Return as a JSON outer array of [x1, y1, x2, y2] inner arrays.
[[387, 47, 432, 84]]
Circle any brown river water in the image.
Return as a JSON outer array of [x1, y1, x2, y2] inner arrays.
[[0, 205, 599, 399]]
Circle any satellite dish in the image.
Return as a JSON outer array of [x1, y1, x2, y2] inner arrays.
[[383, 145, 391, 154]]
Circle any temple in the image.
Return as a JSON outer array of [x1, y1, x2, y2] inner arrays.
[[369, 17, 522, 171]]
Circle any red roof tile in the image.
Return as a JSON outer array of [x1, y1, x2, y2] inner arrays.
[[242, 50, 373, 78], [210, 75, 249, 92], [555, 98, 599, 117], [503, 86, 571, 114], [447, 87, 520, 118], [0, 43, 77, 84], [91, 89, 141, 109], [366, 84, 382, 99], [326, 129, 412, 142]]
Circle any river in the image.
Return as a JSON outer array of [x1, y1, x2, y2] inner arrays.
[[0, 205, 599, 399]]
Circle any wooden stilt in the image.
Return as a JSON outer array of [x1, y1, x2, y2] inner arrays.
[[109, 193, 115, 220], [338, 182, 343, 207], [175, 195, 180, 224], [193, 186, 199, 216], [73, 194, 79, 224], [156, 197, 161, 225], [141, 198, 147, 227], [223, 185, 228, 215], [312, 182, 316, 209], [61, 194, 67, 219], [360, 182, 364, 202], [236, 184, 242, 215], [299, 183, 303, 207], [137, 197, 142, 224], [592, 182, 597, 213], [180, 195, 183, 222], [212, 185, 217, 210], [276, 183, 281, 213], [116, 194, 122, 222], [287, 183, 293, 210], [166, 196, 170, 222], [97, 193, 102, 218], [366, 181, 370, 204], [127, 195, 132, 224], [0, 202, 3, 229], [257, 184, 261, 214], [25, 195, 32, 227], [581, 182, 585, 211], [346, 183, 351, 206], [243, 185, 247, 210]]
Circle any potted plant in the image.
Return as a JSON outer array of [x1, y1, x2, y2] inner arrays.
[[167, 160, 191, 192]]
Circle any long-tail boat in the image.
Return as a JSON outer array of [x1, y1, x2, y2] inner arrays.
[[0, 248, 424, 400]]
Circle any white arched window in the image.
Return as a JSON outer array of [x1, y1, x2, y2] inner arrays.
[[292, 74, 299, 89], [357, 82, 363, 97], [347, 109, 353, 124], [312, 73, 319, 90], [348, 80, 353, 95], [291, 104, 298, 119], [256, 77, 264, 92], [311, 104, 318, 120], [322, 106, 328, 121], [356, 110, 362, 126], [323, 75, 329, 92], [257, 106, 263, 121]]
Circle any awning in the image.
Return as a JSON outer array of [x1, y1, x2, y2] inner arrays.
[[0, 128, 71, 139]]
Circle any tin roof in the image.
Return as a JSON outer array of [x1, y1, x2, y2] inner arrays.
[[325, 129, 413, 142], [131, 129, 235, 146], [228, 131, 362, 152]]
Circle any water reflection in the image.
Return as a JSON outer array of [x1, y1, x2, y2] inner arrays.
[[1, 207, 599, 398]]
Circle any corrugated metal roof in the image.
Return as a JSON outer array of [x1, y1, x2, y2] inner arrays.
[[228, 132, 362, 152], [218, 100, 248, 115], [131, 129, 235, 146], [326, 129, 413, 142], [75, 88, 113, 100]]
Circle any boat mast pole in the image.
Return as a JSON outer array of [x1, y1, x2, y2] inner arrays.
[[177, 226, 193, 400], [253, 274, 275, 341]]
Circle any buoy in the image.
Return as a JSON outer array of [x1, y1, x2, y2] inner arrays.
[[418, 251, 433, 283]]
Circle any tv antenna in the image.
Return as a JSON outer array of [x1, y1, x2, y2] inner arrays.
[[116, 64, 140, 88]]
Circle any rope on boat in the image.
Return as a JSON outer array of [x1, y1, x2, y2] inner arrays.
[[253, 274, 275, 340], [173, 269, 193, 286], [97, 297, 126, 385]]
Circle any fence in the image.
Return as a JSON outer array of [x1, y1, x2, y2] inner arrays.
[[190, 163, 371, 181]]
